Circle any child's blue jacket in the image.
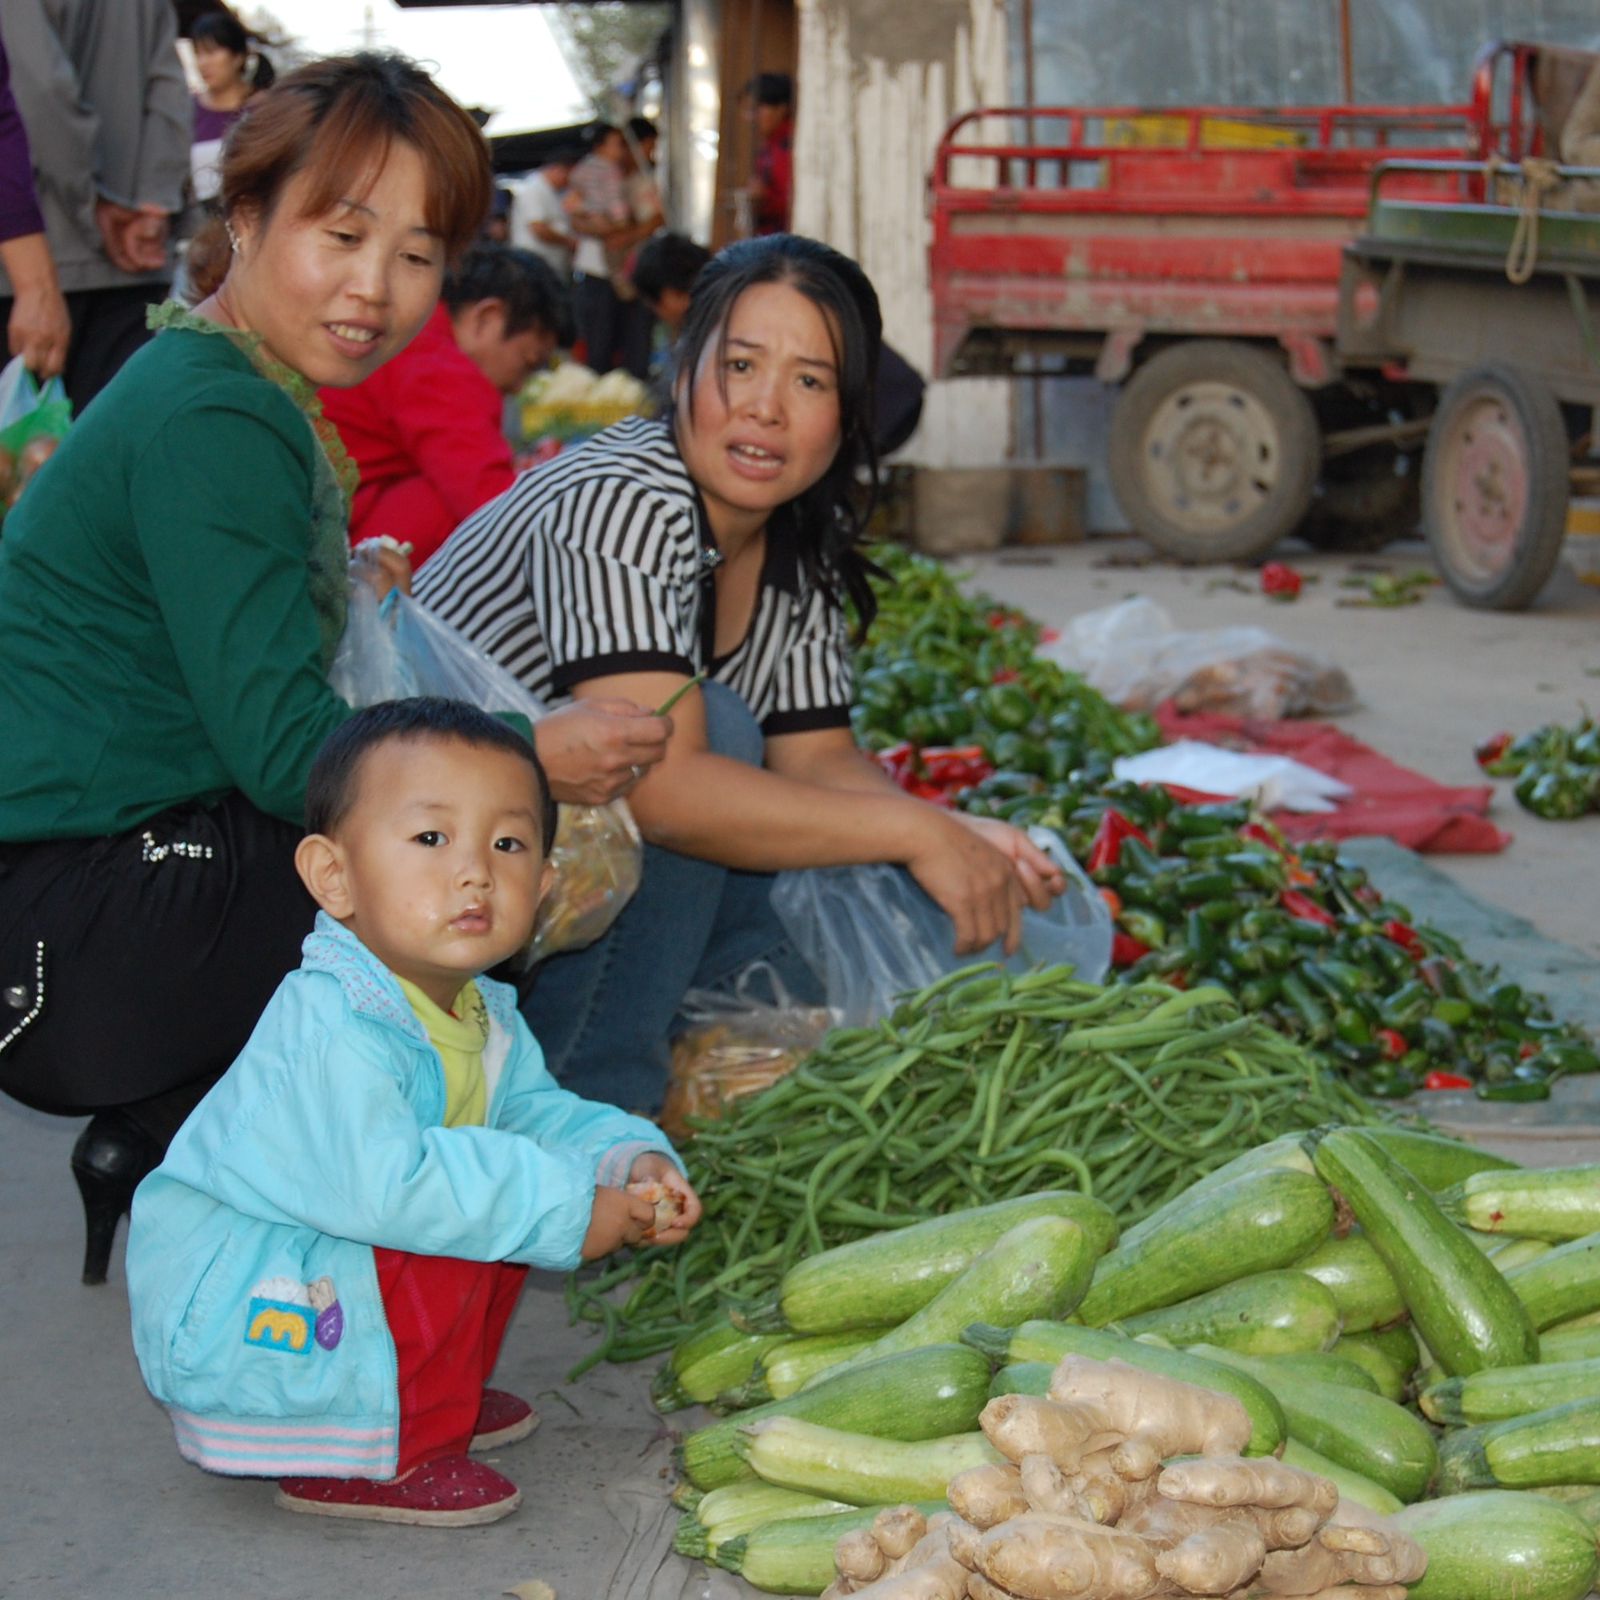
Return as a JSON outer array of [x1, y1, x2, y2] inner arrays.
[[126, 913, 678, 1479]]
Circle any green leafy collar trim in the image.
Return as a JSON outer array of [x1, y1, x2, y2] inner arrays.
[[147, 300, 359, 504]]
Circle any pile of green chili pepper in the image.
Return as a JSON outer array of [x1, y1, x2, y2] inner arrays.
[[1476, 717, 1600, 821], [852, 545, 1594, 1100], [1082, 800, 1598, 1101], [564, 964, 1379, 1371], [853, 546, 1161, 773]]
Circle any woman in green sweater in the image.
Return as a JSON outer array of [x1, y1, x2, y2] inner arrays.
[[0, 54, 664, 1285]]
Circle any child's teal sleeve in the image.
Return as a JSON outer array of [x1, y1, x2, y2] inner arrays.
[[494, 1012, 685, 1185]]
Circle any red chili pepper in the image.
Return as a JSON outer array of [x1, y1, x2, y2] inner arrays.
[[1162, 784, 1236, 806], [990, 666, 1020, 685], [876, 741, 914, 774], [1474, 731, 1513, 769], [1280, 889, 1336, 928], [1111, 932, 1151, 968], [1382, 920, 1426, 960], [1375, 1028, 1408, 1060], [1260, 560, 1304, 600], [1039, 626, 1061, 645], [1099, 886, 1124, 920], [1239, 823, 1283, 852], [906, 780, 952, 805], [921, 746, 991, 787], [1087, 809, 1152, 873], [1423, 1070, 1474, 1091], [1518, 1040, 1540, 1060]]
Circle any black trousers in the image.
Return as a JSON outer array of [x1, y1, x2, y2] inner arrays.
[[573, 272, 626, 375], [0, 282, 168, 415], [0, 792, 315, 1121]]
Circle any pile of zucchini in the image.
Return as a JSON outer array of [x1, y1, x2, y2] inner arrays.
[[661, 1131, 1600, 1600]]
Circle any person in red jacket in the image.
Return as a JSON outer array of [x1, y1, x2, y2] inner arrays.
[[321, 243, 572, 565]]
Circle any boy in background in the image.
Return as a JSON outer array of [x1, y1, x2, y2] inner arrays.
[[128, 699, 699, 1527]]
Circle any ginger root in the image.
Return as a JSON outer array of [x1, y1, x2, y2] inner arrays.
[[1019, 1453, 1086, 1519], [1249, 1517, 1427, 1595], [948, 1461, 1030, 1529], [1155, 1519, 1268, 1596], [978, 1393, 1120, 1470], [1154, 1455, 1337, 1550], [835, 1529, 887, 1584], [1047, 1358, 1252, 1479], [831, 1516, 966, 1600], [974, 1511, 1164, 1600], [873, 1505, 930, 1562], [625, 1180, 683, 1239], [1156, 1456, 1338, 1518], [967, 1577, 1027, 1600], [825, 1564, 967, 1600]]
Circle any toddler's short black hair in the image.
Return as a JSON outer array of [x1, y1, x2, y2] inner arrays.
[[306, 698, 558, 853]]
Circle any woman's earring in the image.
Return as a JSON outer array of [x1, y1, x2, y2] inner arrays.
[[224, 220, 241, 255]]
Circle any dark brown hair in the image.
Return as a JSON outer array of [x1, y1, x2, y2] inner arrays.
[[188, 52, 492, 300]]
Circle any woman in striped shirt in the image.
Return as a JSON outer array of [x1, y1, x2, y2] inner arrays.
[[418, 235, 1065, 1110]]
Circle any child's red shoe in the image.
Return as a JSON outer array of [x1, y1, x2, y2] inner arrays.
[[275, 1454, 521, 1526], [470, 1387, 540, 1452]]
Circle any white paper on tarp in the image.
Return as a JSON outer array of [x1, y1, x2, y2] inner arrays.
[[1112, 739, 1353, 814]]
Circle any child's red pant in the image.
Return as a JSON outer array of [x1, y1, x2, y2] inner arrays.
[[373, 1247, 529, 1477]]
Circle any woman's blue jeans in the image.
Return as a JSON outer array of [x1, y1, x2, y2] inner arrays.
[[520, 683, 824, 1112]]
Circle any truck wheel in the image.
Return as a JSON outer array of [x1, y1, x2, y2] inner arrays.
[[1422, 364, 1570, 611], [1108, 340, 1320, 563]]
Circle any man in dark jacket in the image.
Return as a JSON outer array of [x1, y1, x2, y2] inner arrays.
[[0, 0, 188, 411]]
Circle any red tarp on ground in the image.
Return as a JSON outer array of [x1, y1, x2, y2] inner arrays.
[[1155, 706, 1512, 854]]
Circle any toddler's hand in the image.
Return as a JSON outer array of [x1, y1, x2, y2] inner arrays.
[[628, 1152, 703, 1245], [581, 1184, 655, 1260]]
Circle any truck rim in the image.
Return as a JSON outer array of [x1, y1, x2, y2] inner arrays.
[[1430, 393, 1530, 587], [1140, 382, 1281, 532]]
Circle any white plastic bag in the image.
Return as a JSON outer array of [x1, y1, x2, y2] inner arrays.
[[328, 578, 642, 962], [771, 830, 1112, 1027], [1041, 597, 1356, 720]]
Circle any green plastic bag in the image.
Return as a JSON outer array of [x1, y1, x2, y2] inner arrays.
[[0, 355, 71, 451], [0, 356, 72, 526]]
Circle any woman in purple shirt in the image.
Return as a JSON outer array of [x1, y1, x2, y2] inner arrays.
[[0, 29, 69, 379], [188, 11, 274, 207]]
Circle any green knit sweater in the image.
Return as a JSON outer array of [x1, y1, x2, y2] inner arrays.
[[0, 312, 356, 838]]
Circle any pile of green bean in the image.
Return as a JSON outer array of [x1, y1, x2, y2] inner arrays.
[[566, 964, 1381, 1371]]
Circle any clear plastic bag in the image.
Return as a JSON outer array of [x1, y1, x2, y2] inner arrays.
[[328, 577, 642, 961], [658, 963, 835, 1138], [771, 830, 1112, 1027], [1042, 597, 1356, 720]]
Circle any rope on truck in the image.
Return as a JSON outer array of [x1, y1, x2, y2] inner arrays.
[[1487, 153, 1563, 285]]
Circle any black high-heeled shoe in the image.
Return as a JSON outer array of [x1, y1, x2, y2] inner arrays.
[[70, 1112, 160, 1285]]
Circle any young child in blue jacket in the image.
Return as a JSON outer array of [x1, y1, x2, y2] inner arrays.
[[127, 697, 700, 1527]]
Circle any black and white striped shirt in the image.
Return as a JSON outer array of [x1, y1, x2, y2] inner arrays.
[[415, 417, 854, 736]]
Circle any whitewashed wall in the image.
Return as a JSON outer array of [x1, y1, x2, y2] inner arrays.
[[790, 0, 1012, 468]]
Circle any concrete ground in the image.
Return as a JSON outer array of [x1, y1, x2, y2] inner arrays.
[[3, 532, 1598, 1600]]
